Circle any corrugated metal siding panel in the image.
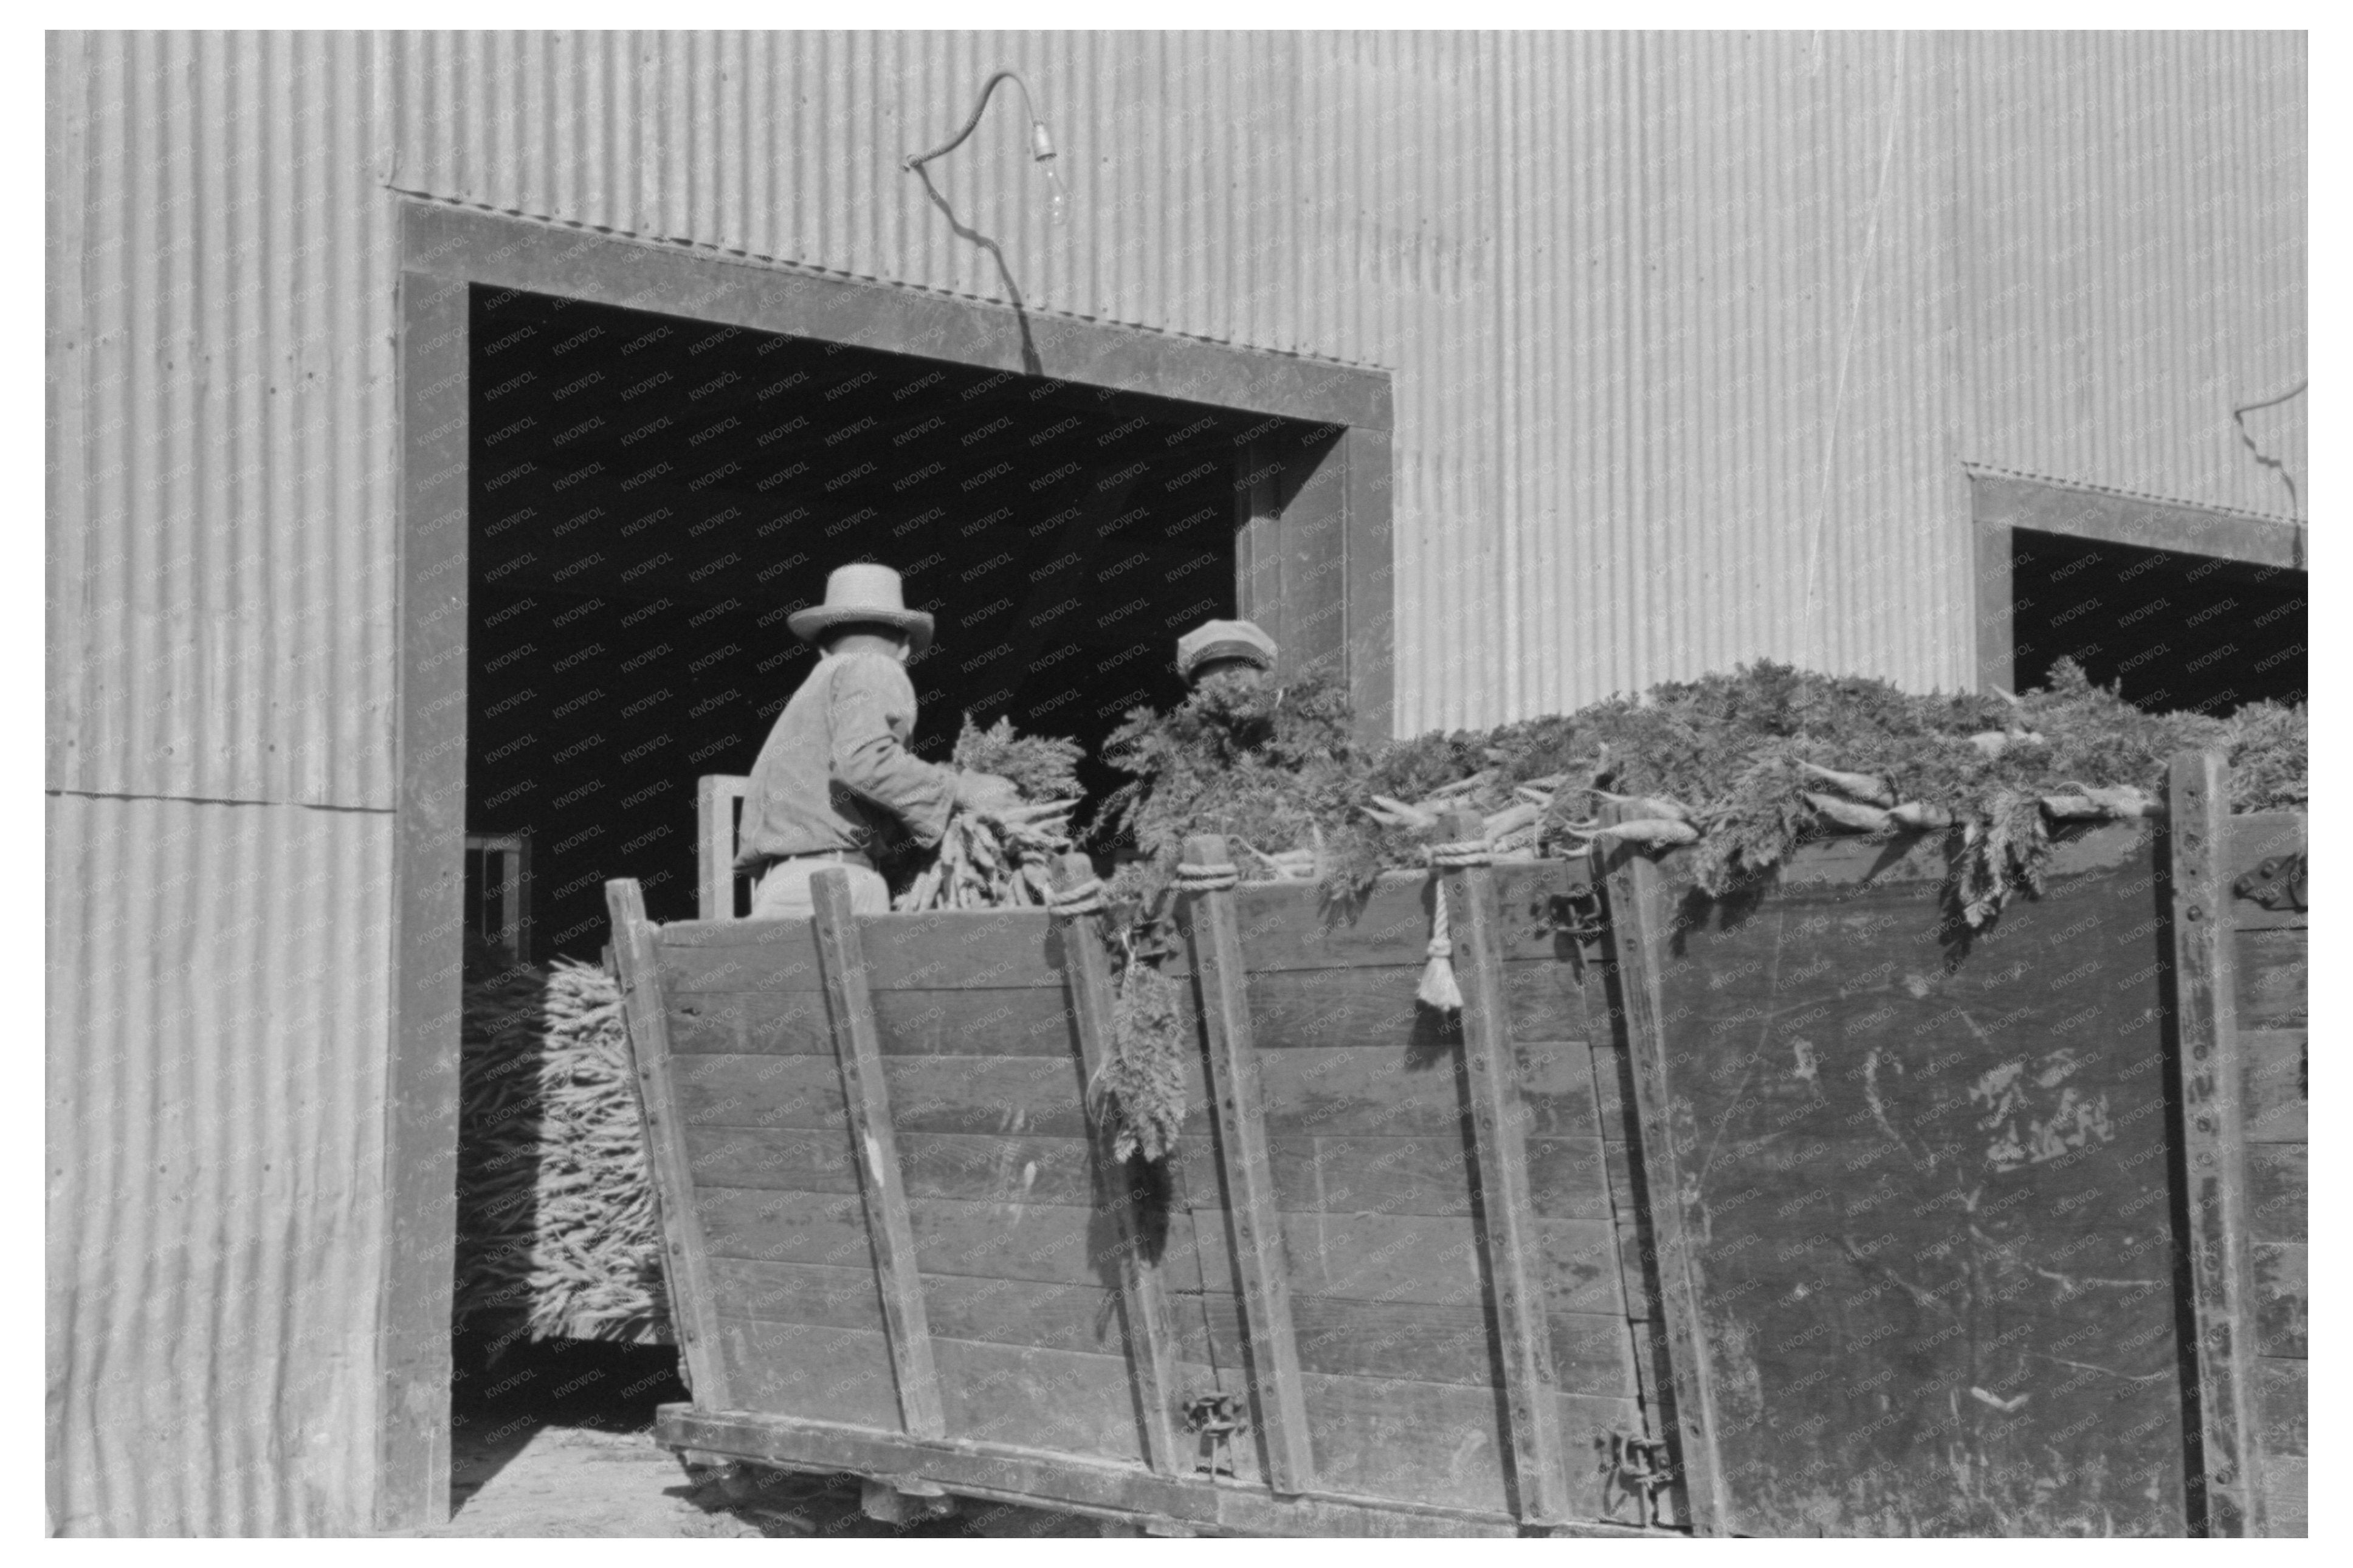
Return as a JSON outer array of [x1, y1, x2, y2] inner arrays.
[[46, 793, 393, 1536], [46, 30, 400, 806], [1957, 32, 2306, 521], [383, 29, 2007, 731]]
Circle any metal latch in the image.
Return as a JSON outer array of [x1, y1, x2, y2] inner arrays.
[[2234, 851, 2306, 913], [1602, 1431, 1675, 1528], [1182, 1392, 1249, 1477]]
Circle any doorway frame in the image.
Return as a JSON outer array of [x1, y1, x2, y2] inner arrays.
[[383, 201, 1394, 1528], [1967, 466, 2306, 694]]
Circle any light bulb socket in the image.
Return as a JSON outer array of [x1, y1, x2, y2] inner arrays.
[[1029, 121, 1058, 162]]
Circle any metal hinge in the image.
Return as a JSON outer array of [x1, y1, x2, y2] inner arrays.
[[1600, 1431, 1676, 1528], [2234, 851, 2306, 913], [1182, 1392, 1249, 1477]]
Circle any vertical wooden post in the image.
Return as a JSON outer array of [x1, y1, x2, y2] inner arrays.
[[2167, 751, 2262, 1536], [811, 866, 945, 1439], [605, 879, 732, 1410], [1595, 827, 1729, 1536], [697, 775, 745, 920], [1180, 834, 1314, 1494], [1435, 811, 1571, 1525], [1050, 853, 1187, 1474]]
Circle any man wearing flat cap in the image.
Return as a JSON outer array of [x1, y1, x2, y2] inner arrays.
[[1176, 617, 1279, 689], [734, 562, 1016, 918]]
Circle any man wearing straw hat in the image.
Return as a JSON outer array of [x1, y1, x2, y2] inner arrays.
[[734, 562, 1018, 919]]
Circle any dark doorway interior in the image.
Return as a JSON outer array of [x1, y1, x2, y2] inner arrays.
[[464, 286, 1328, 957], [2009, 528, 2306, 715]]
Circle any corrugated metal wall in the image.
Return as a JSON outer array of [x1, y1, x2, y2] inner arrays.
[[1956, 31, 2307, 522], [379, 29, 2304, 732], [46, 28, 2304, 1536], [46, 31, 401, 1535], [46, 794, 395, 1535]]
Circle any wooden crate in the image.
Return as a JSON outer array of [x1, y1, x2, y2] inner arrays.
[[607, 829, 1667, 1536], [610, 751, 2303, 1537]]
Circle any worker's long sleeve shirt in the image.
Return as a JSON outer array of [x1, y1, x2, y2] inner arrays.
[[732, 650, 958, 870]]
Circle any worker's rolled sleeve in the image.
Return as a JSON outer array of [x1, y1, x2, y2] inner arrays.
[[825, 653, 957, 849]]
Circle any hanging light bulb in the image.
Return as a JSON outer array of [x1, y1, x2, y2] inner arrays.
[[1028, 115, 1070, 227], [903, 70, 1073, 229]]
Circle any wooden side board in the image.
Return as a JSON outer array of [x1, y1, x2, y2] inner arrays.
[[2219, 802, 2307, 1537]]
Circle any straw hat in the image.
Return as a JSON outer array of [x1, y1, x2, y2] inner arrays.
[[1176, 618, 1278, 681], [787, 563, 935, 655]]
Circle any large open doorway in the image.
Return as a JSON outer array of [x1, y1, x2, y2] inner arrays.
[[386, 205, 1395, 1528]]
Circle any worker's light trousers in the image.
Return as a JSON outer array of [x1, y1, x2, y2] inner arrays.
[[749, 858, 890, 920]]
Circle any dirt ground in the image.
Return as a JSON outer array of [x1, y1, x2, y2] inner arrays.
[[394, 1333, 1099, 1538]]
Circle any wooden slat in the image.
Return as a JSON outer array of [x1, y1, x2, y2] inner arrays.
[[661, 909, 1068, 990], [1266, 1134, 1619, 1223], [669, 986, 1081, 1058], [674, 1053, 1109, 1137], [1241, 963, 1585, 1051], [604, 879, 732, 1409], [655, 1407, 1652, 1538], [2248, 1145, 2306, 1243], [1199, 1293, 1637, 1398], [715, 1317, 901, 1429], [2166, 752, 2263, 1536], [1438, 816, 1571, 1525], [696, 1188, 1209, 1293], [1297, 1371, 1641, 1524], [2242, 1030, 2307, 1143], [687, 1127, 1122, 1207], [1050, 853, 1187, 1476], [2253, 1242, 2306, 1358], [811, 868, 943, 1439], [1191, 1211, 1622, 1315], [697, 774, 748, 920], [1253, 1042, 1597, 1140], [1596, 831, 1728, 1535], [2258, 1357, 2306, 1457], [1222, 861, 1592, 972], [2236, 928, 2307, 1028], [1182, 834, 1314, 1494]]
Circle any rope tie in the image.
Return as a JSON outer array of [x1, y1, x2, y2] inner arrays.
[[1416, 839, 1489, 1011], [1047, 877, 1106, 917], [1174, 862, 1240, 893]]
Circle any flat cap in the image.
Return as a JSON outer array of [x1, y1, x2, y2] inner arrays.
[[1176, 618, 1278, 681]]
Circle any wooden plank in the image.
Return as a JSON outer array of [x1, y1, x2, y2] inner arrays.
[[716, 1317, 901, 1430], [697, 774, 748, 920], [2168, 752, 2264, 1536], [656, 1406, 1652, 1538], [1298, 1370, 1640, 1523], [1596, 830, 1728, 1535], [2243, 1030, 2307, 1143], [404, 204, 1394, 435], [674, 1053, 1104, 1137], [663, 924, 825, 991], [605, 880, 733, 1409], [1197, 1293, 1637, 1398], [662, 910, 1073, 992], [934, 1338, 1151, 1462], [811, 868, 943, 1439], [2253, 1243, 2306, 1358], [669, 986, 1080, 1059], [1972, 469, 2306, 571], [697, 1188, 1208, 1293], [1050, 852, 1187, 1477], [1243, 962, 1586, 1050], [2248, 1145, 2306, 1243], [1253, 1042, 1597, 1140], [1264, 1133, 1617, 1225], [1187, 1211, 1625, 1316], [1221, 861, 1591, 972], [1182, 834, 1314, 1494], [1439, 815, 1572, 1525], [687, 1127, 1125, 1208], [2236, 927, 2307, 1028], [2257, 1357, 2306, 1457], [376, 269, 472, 1532]]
